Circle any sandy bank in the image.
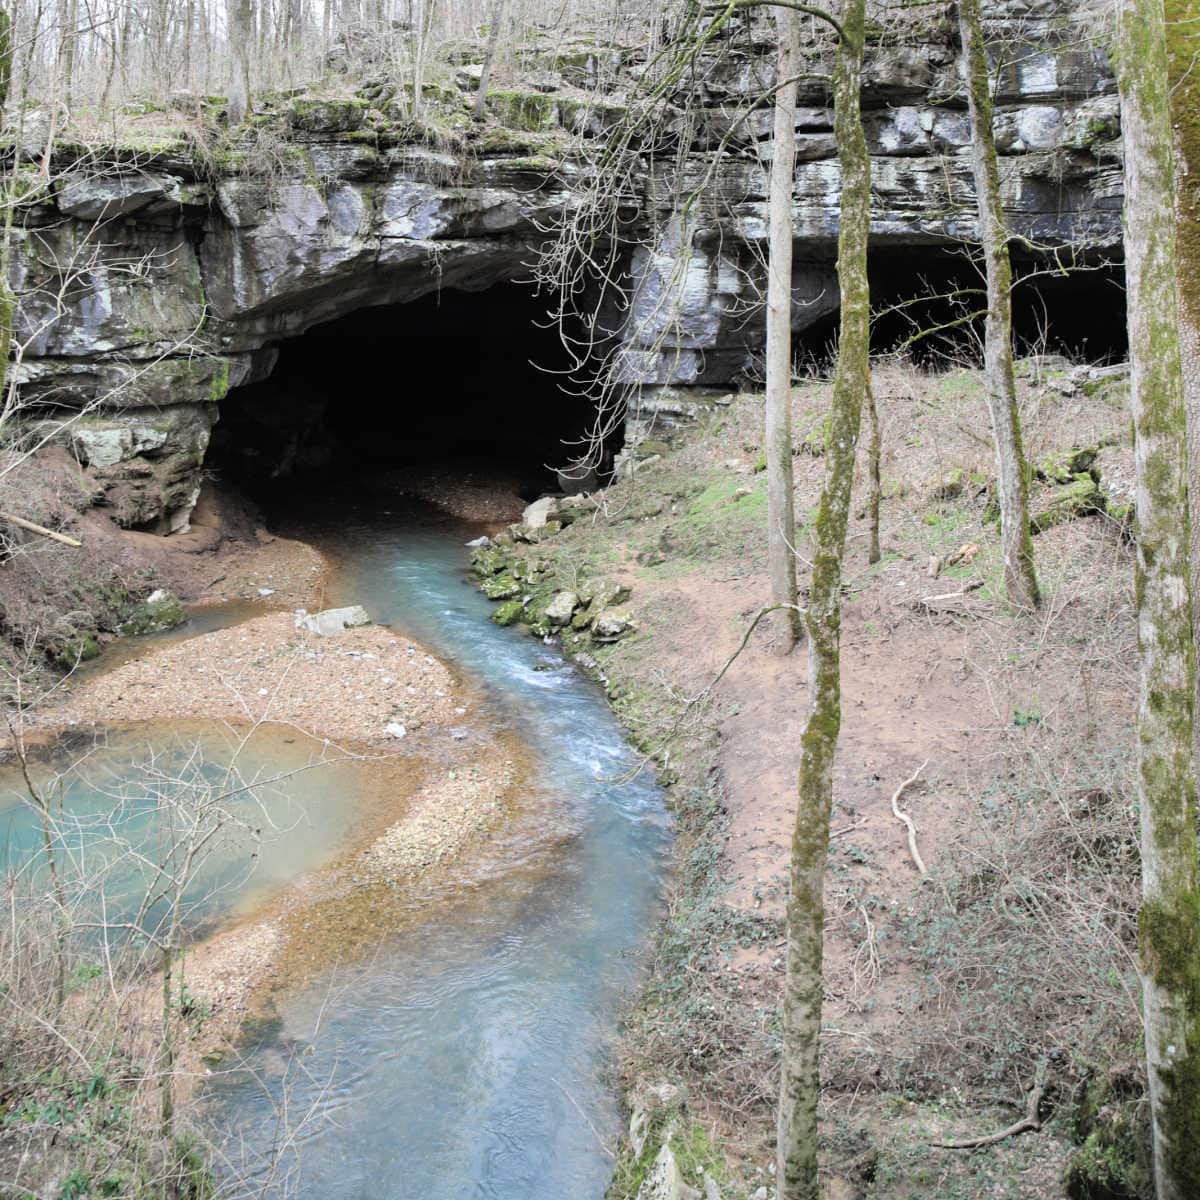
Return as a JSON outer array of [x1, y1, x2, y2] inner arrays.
[[24, 611, 466, 746]]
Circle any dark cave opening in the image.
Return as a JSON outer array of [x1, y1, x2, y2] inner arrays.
[[794, 246, 1127, 370], [211, 284, 603, 503]]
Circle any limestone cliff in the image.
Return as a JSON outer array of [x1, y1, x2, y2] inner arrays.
[[8, 1, 1121, 531]]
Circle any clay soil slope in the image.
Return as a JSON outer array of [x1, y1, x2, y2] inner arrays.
[[495, 360, 1143, 1200]]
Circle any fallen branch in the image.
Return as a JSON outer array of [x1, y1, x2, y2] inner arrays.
[[920, 579, 984, 605], [0, 513, 82, 548], [931, 1060, 1050, 1150], [891, 760, 929, 876]]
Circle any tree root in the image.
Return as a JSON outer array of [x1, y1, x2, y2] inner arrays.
[[891, 760, 929, 876], [931, 1061, 1050, 1150]]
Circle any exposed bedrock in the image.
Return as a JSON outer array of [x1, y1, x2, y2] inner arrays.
[[9, 3, 1122, 530]]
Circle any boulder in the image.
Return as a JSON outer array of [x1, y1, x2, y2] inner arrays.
[[557, 460, 600, 495], [1031, 473, 1105, 533], [492, 599, 525, 626], [470, 546, 510, 577], [544, 590, 580, 627], [1037, 445, 1099, 484], [574, 581, 632, 630], [593, 608, 636, 642], [635, 1143, 700, 1200], [483, 575, 521, 600], [522, 496, 560, 528], [297, 605, 372, 635]]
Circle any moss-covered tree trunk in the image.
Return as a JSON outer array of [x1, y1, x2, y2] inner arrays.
[[766, 5, 802, 653], [1119, 3, 1200, 1197], [958, 0, 1039, 611], [1165, 2, 1200, 769], [777, 2, 867, 1195]]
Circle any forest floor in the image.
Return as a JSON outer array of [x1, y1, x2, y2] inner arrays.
[[483, 358, 1147, 1200]]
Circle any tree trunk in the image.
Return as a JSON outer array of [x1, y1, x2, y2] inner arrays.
[[58, 0, 78, 110], [472, 0, 505, 121], [958, 0, 1039, 611], [1166, 2, 1200, 771], [1118, 3, 1200, 1198], [865, 371, 881, 564], [765, 5, 802, 654], [227, 0, 253, 123], [776, 3, 868, 1196], [0, 5, 18, 407]]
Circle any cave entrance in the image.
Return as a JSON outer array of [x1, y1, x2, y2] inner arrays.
[[212, 284, 601, 510], [793, 246, 1127, 369]]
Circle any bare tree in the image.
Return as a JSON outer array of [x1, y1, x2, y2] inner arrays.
[[765, 5, 803, 654], [958, 0, 1040, 611], [472, 0, 507, 121], [777, 1, 867, 1196], [227, 0, 254, 124], [1117, 2, 1200, 1197], [864, 372, 880, 564]]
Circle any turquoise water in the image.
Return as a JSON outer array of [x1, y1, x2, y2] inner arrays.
[[208, 498, 671, 1199], [0, 723, 364, 944]]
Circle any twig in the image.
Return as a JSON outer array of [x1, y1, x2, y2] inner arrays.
[[831, 817, 867, 839], [931, 1060, 1050, 1150], [891, 761, 929, 876], [549, 1076, 615, 1158], [0, 513, 82, 547]]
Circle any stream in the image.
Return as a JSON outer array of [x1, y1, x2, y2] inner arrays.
[[0, 497, 670, 1199]]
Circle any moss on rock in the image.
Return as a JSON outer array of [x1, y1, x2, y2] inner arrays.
[[491, 599, 525, 627], [485, 90, 558, 132], [117, 590, 186, 636], [1032, 473, 1106, 533], [288, 97, 369, 133]]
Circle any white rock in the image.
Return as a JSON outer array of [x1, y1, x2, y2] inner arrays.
[[385, 722, 407, 739], [147, 588, 169, 604], [465, 535, 492, 547], [258, 587, 275, 596], [544, 590, 580, 627], [523, 496, 559, 529], [593, 608, 636, 642], [297, 605, 372, 636], [635, 1143, 700, 1200]]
